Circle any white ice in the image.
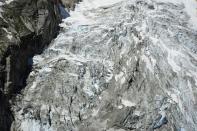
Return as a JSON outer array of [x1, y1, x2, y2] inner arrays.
[[156, 0, 197, 29]]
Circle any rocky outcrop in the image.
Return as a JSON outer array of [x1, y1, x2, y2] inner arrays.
[[10, 0, 197, 131], [0, 0, 81, 130], [0, 0, 62, 96]]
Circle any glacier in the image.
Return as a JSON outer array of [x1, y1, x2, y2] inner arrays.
[[11, 0, 197, 131]]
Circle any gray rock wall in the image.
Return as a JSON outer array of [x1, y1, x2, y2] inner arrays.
[[0, 0, 61, 95], [0, 0, 77, 130]]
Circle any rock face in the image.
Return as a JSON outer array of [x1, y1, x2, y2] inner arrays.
[[8, 0, 197, 131], [0, 0, 62, 96], [0, 0, 78, 130]]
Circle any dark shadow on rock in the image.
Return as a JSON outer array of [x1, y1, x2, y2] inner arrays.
[[58, 3, 70, 19], [0, 92, 14, 131]]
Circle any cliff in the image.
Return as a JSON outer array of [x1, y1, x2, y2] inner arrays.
[[0, 0, 79, 130]]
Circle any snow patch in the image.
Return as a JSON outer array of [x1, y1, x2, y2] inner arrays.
[[167, 92, 179, 103], [141, 55, 154, 73], [0, 2, 3, 6], [30, 81, 37, 90], [5, 0, 14, 4], [20, 119, 53, 131], [115, 72, 124, 81], [0, 4, 3, 18], [60, 0, 124, 28], [7, 34, 12, 40], [33, 55, 44, 65], [121, 99, 136, 107], [92, 109, 99, 116]]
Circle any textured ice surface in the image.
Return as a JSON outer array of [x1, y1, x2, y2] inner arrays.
[[157, 0, 197, 28], [11, 0, 197, 131]]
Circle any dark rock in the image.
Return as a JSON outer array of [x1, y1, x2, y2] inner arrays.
[[0, 92, 13, 131], [0, 0, 62, 95], [148, 5, 155, 10]]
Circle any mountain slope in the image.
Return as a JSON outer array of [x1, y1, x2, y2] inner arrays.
[[11, 0, 197, 131]]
